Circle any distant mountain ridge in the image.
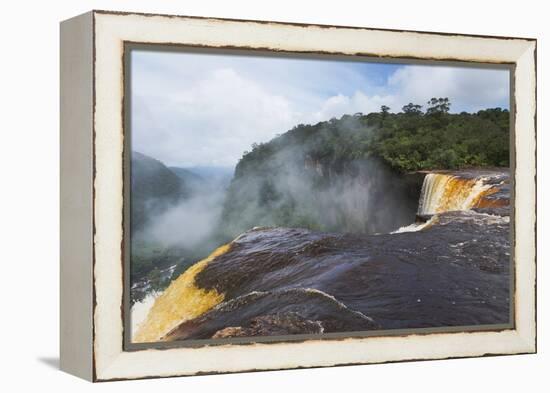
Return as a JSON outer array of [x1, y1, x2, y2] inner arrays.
[[131, 151, 188, 232], [185, 166, 234, 178], [168, 166, 205, 190], [170, 165, 234, 190]]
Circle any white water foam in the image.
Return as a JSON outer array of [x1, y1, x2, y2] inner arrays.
[[392, 216, 436, 233], [131, 292, 160, 340]]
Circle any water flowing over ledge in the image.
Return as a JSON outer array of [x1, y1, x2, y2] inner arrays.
[[418, 170, 509, 215], [133, 244, 231, 343], [132, 169, 510, 343]]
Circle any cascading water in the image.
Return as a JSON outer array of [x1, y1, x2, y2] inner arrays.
[[133, 243, 231, 343], [417, 173, 494, 215], [393, 171, 506, 233]]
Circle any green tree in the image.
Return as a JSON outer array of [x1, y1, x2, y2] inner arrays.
[[426, 97, 450, 115], [402, 103, 423, 115]]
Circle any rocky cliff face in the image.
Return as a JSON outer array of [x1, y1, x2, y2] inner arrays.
[[222, 156, 419, 239]]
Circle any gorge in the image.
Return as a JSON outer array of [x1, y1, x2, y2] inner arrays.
[[132, 168, 511, 343]]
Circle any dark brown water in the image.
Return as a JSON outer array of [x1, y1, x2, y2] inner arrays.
[[164, 207, 510, 340]]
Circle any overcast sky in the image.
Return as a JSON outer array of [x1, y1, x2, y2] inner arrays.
[[131, 49, 509, 168]]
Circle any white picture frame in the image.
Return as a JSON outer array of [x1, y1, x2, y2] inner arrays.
[[60, 10, 536, 381]]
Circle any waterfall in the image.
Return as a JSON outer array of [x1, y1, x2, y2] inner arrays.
[[417, 173, 494, 215], [133, 243, 231, 343]]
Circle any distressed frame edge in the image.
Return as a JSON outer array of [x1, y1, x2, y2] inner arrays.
[[59, 11, 95, 381], [512, 40, 537, 354], [91, 8, 537, 42], [90, 11, 537, 381]]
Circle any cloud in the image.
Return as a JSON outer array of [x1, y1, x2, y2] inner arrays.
[[386, 65, 509, 112], [132, 67, 299, 167], [308, 91, 395, 122], [310, 65, 509, 120], [131, 50, 509, 167]]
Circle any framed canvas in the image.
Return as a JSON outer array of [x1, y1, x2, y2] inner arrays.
[[60, 10, 537, 382]]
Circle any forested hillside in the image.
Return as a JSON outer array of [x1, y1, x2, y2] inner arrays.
[[235, 99, 509, 176], [221, 99, 509, 237]]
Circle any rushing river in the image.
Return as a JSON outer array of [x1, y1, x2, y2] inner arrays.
[[132, 169, 511, 343]]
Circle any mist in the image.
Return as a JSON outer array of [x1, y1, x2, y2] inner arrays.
[[221, 117, 419, 238], [132, 116, 420, 264], [129, 118, 420, 305], [131, 160, 233, 256], [145, 185, 226, 250]]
